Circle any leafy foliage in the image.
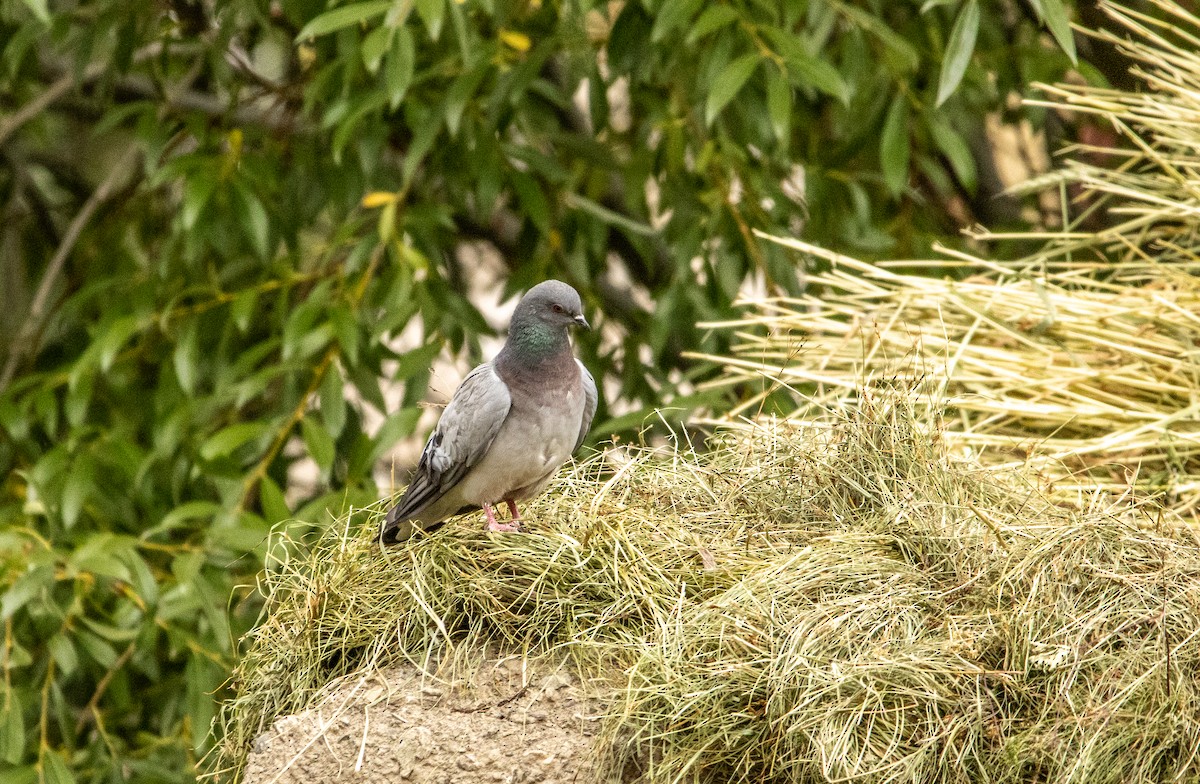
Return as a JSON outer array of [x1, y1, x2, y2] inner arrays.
[[0, 0, 1089, 780]]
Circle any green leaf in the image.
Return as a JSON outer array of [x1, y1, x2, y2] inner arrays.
[[77, 630, 118, 668], [259, 475, 291, 523], [565, 193, 656, 237], [169, 550, 204, 585], [330, 306, 361, 365], [118, 547, 159, 604], [185, 657, 218, 752], [64, 372, 92, 428], [401, 107, 442, 187], [607, 2, 652, 74], [348, 361, 388, 412], [61, 456, 95, 528], [41, 751, 75, 784], [300, 415, 336, 472], [182, 173, 216, 231], [69, 534, 134, 582], [838, 4, 920, 72], [2, 566, 50, 620], [445, 61, 490, 136], [0, 766, 36, 784], [378, 199, 396, 242], [391, 341, 440, 381], [331, 93, 387, 164], [361, 24, 392, 74], [0, 397, 24, 441], [386, 26, 416, 110], [415, 0, 445, 39], [48, 634, 79, 677], [206, 509, 262, 551], [234, 184, 271, 259], [231, 289, 258, 333], [97, 315, 141, 372], [511, 171, 550, 234], [446, 0, 468, 55], [174, 320, 199, 395], [283, 303, 336, 361], [370, 406, 423, 464], [79, 617, 139, 643], [686, 6, 739, 44], [652, 0, 703, 43], [1029, 0, 1076, 63], [705, 53, 761, 126], [321, 362, 347, 436], [296, 0, 391, 40], [4, 641, 31, 669], [762, 28, 848, 104], [384, 0, 415, 28], [396, 244, 430, 278], [20, 0, 49, 23], [766, 66, 792, 143], [929, 118, 976, 192], [880, 94, 910, 197], [936, 0, 979, 106], [588, 66, 608, 130], [791, 57, 848, 103], [148, 500, 220, 539], [199, 421, 270, 462], [0, 697, 24, 764]]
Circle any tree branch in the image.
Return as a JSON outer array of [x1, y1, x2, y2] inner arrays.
[[111, 72, 308, 134], [0, 43, 163, 150], [0, 145, 143, 392], [0, 68, 89, 150]]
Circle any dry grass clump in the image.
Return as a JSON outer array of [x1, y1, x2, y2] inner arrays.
[[213, 391, 1200, 784], [211, 439, 773, 781], [602, 411, 1200, 784], [701, 241, 1200, 515], [694, 0, 1200, 518]]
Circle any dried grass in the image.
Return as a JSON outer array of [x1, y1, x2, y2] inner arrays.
[[696, 236, 1200, 515], [211, 391, 1200, 783]]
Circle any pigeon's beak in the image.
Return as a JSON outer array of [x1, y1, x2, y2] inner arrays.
[[573, 313, 591, 330]]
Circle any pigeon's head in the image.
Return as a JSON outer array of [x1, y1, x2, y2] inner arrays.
[[515, 280, 590, 332]]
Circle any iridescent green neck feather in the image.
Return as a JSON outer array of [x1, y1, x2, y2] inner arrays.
[[506, 319, 567, 358]]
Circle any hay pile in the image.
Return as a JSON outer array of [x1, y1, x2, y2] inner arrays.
[[214, 392, 1200, 783]]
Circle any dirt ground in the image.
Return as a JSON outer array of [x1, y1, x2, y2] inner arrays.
[[242, 653, 604, 784]]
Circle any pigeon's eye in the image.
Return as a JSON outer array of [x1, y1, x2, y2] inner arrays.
[[551, 303, 565, 314]]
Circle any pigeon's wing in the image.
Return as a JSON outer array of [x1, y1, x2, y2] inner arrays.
[[378, 363, 512, 543], [573, 359, 598, 453]]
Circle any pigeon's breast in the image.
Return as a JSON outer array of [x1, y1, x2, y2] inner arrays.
[[454, 369, 585, 505]]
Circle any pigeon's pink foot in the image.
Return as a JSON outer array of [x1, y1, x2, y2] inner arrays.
[[484, 503, 520, 533], [505, 499, 522, 521], [487, 520, 520, 532]]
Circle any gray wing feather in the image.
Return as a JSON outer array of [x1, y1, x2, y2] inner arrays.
[[379, 363, 511, 542], [574, 359, 598, 453]]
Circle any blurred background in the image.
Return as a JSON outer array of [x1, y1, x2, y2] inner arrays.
[[0, 0, 1142, 779]]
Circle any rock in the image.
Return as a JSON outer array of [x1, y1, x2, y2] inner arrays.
[[241, 652, 603, 784]]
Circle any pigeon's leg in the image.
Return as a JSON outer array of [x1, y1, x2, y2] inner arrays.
[[505, 499, 522, 521], [484, 502, 520, 533]]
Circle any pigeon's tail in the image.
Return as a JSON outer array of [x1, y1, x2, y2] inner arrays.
[[377, 474, 441, 544], [376, 507, 448, 545], [376, 505, 413, 544], [377, 497, 477, 543]]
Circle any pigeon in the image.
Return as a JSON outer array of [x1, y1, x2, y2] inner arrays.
[[377, 280, 598, 544]]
